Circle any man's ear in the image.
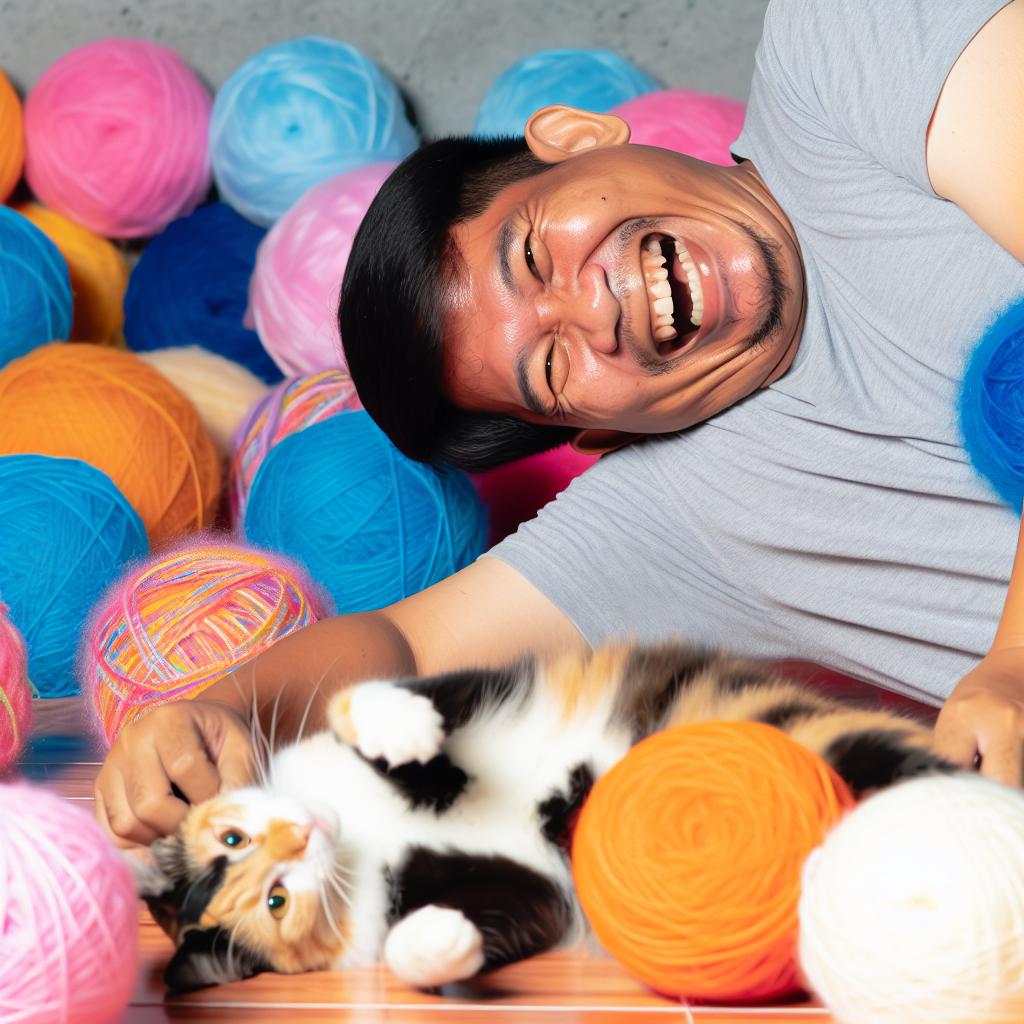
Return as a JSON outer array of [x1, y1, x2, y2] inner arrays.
[[524, 105, 631, 164], [571, 429, 641, 457]]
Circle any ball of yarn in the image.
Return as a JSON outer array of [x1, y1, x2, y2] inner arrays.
[[210, 37, 418, 227], [124, 202, 280, 382], [0, 344, 221, 545], [0, 607, 32, 776], [572, 721, 855, 1002], [85, 540, 330, 746], [248, 161, 396, 376], [137, 346, 270, 456], [0, 70, 24, 203], [475, 48, 658, 138], [16, 202, 129, 345], [24, 38, 212, 238], [611, 89, 747, 165], [0, 455, 147, 698], [0, 782, 138, 1023], [960, 298, 1024, 511], [472, 444, 598, 545], [800, 774, 1024, 1024], [231, 370, 361, 523], [244, 412, 488, 613], [0, 206, 72, 369]]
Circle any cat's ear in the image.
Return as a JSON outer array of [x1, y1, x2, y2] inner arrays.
[[165, 926, 271, 993]]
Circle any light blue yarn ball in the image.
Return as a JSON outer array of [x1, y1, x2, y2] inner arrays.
[[474, 48, 658, 138], [0, 455, 148, 697], [0, 207, 72, 370], [244, 412, 488, 613], [960, 297, 1024, 513], [210, 36, 419, 226]]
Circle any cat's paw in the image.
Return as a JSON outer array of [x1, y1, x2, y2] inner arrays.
[[384, 905, 485, 989], [328, 682, 444, 767]]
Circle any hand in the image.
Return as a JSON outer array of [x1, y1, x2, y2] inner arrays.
[[94, 700, 256, 848], [933, 648, 1024, 787]]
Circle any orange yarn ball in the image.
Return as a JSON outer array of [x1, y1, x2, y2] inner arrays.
[[0, 71, 24, 202], [0, 344, 220, 545], [572, 721, 855, 1003], [15, 203, 128, 345]]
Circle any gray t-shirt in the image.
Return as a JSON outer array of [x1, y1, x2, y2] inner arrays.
[[491, 0, 1024, 705]]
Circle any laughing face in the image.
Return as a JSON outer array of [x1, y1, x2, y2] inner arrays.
[[443, 106, 807, 445]]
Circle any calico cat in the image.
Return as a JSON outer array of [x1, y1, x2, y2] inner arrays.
[[138, 640, 955, 993]]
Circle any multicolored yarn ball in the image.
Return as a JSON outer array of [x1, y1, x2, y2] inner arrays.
[[0, 782, 139, 1023], [210, 37, 418, 227], [472, 444, 598, 545], [16, 201, 129, 345], [800, 774, 1024, 1024], [0, 455, 147, 698], [0, 607, 32, 776], [124, 202, 280, 382], [960, 298, 1024, 512], [231, 369, 361, 523], [244, 412, 488, 614], [86, 540, 330, 746], [475, 48, 658, 138], [248, 161, 396, 376], [137, 346, 270, 456], [611, 89, 747, 165], [0, 344, 221, 545], [0, 70, 23, 203], [24, 38, 212, 238], [0, 206, 72, 369], [572, 721, 855, 1002]]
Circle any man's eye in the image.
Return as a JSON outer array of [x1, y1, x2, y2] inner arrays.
[[525, 237, 540, 279]]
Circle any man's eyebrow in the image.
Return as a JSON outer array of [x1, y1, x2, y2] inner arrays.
[[497, 217, 518, 295], [515, 346, 546, 416]]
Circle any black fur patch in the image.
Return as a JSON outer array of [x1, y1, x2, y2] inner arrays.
[[403, 660, 532, 732], [165, 925, 271, 993], [757, 700, 821, 730], [538, 763, 594, 846], [380, 754, 469, 813], [144, 853, 228, 943], [824, 728, 957, 796]]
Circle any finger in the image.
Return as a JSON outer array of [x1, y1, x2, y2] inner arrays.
[[157, 726, 221, 806], [93, 782, 145, 851], [98, 763, 161, 846], [124, 742, 190, 837], [931, 715, 979, 769], [215, 719, 258, 792], [978, 735, 1024, 788]]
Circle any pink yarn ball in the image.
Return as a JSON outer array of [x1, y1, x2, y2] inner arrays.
[[611, 89, 746, 166], [472, 444, 599, 545], [0, 782, 139, 1023], [0, 606, 32, 776], [24, 39, 212, 238], [247, 161, 396, 376]]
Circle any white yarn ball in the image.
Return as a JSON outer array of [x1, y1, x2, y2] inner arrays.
[[799, 774, 1024, 1024]]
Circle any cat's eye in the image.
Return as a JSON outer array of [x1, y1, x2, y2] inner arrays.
[[218, 828, 250, 849], [267, 884, 289, 919]]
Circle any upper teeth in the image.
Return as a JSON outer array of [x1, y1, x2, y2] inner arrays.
[[641, 236, 705, 344]]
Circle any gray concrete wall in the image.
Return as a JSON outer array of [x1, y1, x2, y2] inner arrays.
[[0, 0, 769, 138]]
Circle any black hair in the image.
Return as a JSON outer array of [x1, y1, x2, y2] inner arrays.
[[339, 137, 578, 472]]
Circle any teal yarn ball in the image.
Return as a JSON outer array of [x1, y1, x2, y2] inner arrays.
[[960, 297, 1024, 512], [243, 412, 488, 612], [210, 37, 419, 227], [0, 207, 72, 370], [0, 455, 148, 697], [475, 48, 658, 138]]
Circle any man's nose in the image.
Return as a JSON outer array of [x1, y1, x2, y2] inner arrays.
[[541, 264, 619, 355]]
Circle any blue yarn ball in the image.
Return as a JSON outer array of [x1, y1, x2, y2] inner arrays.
[[244, 412, 488, 613], [0, 206, 72, 370], [0, 455, 148, 697], [210, 37, 419, 227], [475, 48, 658, 138], [123, 202, 281, 383], [960, 297, 1024, 513]]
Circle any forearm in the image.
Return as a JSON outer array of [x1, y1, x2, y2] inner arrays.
[[204, 611, 418, 743], [991, 509, 1024, 651]]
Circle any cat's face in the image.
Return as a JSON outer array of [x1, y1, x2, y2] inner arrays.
[[139, 787, 351, 991]]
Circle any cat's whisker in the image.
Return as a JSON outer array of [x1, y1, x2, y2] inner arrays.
[[295, 657, 343, 745], [318, 884, 348, 946], [324, 869, 353, 908]]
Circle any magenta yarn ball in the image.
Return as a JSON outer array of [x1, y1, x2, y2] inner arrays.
[[248, 161, 396, 376], [0, 782, 139, 1023], [472, 444, 599, 545], [24, 38, 212, 238], [611, 89, 746, 166], [0, 606, 32, 776]]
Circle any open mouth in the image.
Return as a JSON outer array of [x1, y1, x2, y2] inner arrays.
[[641, 233, 704, 356]]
